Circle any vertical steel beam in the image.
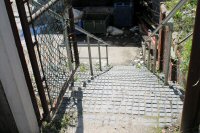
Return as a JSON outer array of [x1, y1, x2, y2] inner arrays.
[[98, 41, 102, 71], [164, 23, 173, 85], [63, 10, 73, 73], [63, 22, 73, 72], [87, 36, 93, 76], [158, 7, 166, 71], [142, 42, 146, 65], [181, 1, 200, 132], [147, 41, 151, 70], [68, 6, 80, 66], [153, 35, 159, 74], [106, 45, 109, 66], [15, 0, 50, 120]]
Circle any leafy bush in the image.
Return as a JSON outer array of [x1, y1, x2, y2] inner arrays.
[[180, 38, 192, 75], [166, 0, 197, 38]]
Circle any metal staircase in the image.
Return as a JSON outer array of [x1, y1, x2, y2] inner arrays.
[[59, 65, 184, 132], [6, 0, 198, 132]]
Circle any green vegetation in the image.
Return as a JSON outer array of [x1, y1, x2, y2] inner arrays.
[[79, 63, 87, 72], [165, 0, 197, 88], [180, 38, 192, 75], [166, 0, 197, 38], [151, 127, 162, 133], [74, 75, 79, 82], [42, 114, 70, 133]]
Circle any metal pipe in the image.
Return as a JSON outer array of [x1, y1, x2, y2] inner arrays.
[[177, 32, 193, 45], [164, 23, 173, 85], [75, 26, 109, 46], [142, 42, 146, 65], [98, 41, 102, 71], [87, 36, 93, 76], [77, 44, 108, 47], [67, 6, 80, 67], [31, 0, 64, 22], [53, 66, 78, 111], [15, 0, 50, 120], [147, 41, 151, 70], [153, 35, 159, 74], [181, 1, 200, 132], [79, 57, 107, 59], [63, 17, 73, 73], [145, 0, 189, 42], [106, 45, 109, 66], [28, 0, 60, 23]]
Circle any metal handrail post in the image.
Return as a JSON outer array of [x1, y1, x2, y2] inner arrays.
[[153, 35, 159, 74], [106, 45, 109, 66], [142, 42, 146, 65], [147, 41, 151, 70], [164, 22, 173, 85], [98, 41, 102, 71], [63, 8, 73, 73], [63, 28, 73, 72], [63, 4, 74, 87], [87, 35, 94, 76]]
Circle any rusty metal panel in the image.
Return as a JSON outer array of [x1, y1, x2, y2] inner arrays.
[[181, 0, 200, 132]]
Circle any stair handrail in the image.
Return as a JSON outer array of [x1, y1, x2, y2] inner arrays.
[[142, 0, 190, 85], [144, 0, 189, 43], [75, 26, 109, 76], [75, 26, 109, 46]]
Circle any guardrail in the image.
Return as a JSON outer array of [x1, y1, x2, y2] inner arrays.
[[142, 1, 200, 132], [75, 26, 109, 76], [142, 0, 190, 85]]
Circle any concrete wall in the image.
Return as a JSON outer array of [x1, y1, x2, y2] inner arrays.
[[0, 1, 39, 133], [0, 81, 18, 133]]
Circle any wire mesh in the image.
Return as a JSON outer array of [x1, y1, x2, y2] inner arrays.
[[27, 0, 75, 108]]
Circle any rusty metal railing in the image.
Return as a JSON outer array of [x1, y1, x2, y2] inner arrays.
[[75, 26, 110, 77], [142, 0, 190, 85], [142, 0, 200, 132], [8, 0, 80, 124]]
